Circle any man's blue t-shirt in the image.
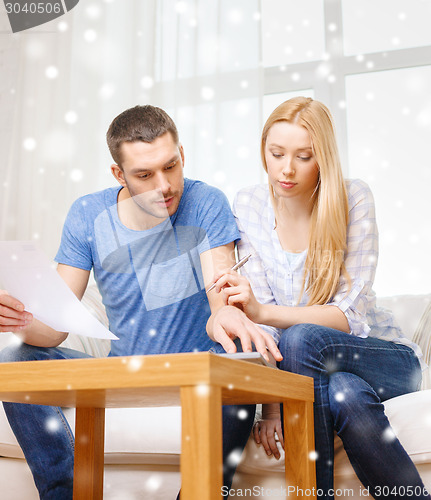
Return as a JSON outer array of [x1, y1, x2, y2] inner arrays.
[[55, 178, 240, 357]]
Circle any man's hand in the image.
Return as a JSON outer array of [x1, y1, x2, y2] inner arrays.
[[0, 265, 89, 347], [0, 290, 33, 333], [209, 305, 282, 363]]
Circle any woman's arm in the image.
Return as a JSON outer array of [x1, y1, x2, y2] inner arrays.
[[259, 302, 349, 332], [214, 269, 349, 332]]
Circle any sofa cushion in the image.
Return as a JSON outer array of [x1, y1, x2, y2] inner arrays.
[[380, 389, 431, 463], [0, 404, 182, 465], [103, 407, 182, 465], [236, 389, 431, 476]]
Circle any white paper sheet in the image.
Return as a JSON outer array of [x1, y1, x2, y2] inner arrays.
[[0, 241, 118, 340]]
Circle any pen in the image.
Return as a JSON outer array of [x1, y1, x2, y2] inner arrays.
[[206, 253, 252, 293]]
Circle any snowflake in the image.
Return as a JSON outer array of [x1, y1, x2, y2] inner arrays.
[[84, 30, 97, 43], [227, 448, 242, 467], [228, 9, 243, 25], [213, 171, 226, 184], [70, 169, 83, 182], [417, 108, 431, 127], [334, 391, 345, 402], [99, 83, 115, 100], [86, 5, 101, 19], [64, 111, 78, 125], [58, 22, 68, 32], [175, 1, 188, 14], [23, 137, 36, 151], [45, 66, 58, 79], [237, 146, 249, 160], [127, 357, 143, 373], [201, 86, 215, 101], [316, 63, 331, 79], [140, 76, 154, 90], [46, 417, 61, 433], [195, 384, 210, 397], [145, 474, 162, 492], [382, 427, 396, 443], [237, 409, 249, 420]]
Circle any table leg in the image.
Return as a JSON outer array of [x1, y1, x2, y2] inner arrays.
[[180, 385, 223, 499], [283, 399, 316, 499], [73, 407, 105, 500]]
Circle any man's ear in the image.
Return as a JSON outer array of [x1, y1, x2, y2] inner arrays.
[[111, 164, 127, 187], [179, 143, 185, 168]]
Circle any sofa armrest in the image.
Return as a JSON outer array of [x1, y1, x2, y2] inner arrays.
[[412, 300, 431, 389], [376, 294, 431, 340]]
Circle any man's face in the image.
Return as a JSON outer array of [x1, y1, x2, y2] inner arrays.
[[112, 132, 185, 220]]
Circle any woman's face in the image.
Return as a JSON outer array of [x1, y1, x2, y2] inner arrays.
[[265, 121, 319, 203]]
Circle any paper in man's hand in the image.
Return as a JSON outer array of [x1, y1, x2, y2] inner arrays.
[[0, 241, 118, 340]]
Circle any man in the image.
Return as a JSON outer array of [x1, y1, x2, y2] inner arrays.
[[0, 105, 281, 499]]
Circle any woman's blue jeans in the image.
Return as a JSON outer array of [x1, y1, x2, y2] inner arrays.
[[278, 323, 428, 500], [0, 343, 254, 500]]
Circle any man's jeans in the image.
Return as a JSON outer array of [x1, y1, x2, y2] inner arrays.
[[278, 323, 429, 500], [0, 343, 254, 500]]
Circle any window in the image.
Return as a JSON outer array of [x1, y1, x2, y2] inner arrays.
[[262, 0, 431, 295]]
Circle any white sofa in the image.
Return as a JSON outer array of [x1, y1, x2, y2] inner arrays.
[[0, 287, 430, 499]]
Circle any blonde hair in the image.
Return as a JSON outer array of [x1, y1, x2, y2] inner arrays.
[[261, 96, 350, 306]]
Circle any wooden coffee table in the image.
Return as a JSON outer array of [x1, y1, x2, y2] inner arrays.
[[0, 352, 316, 499]]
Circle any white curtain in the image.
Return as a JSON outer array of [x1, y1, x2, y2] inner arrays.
[[0, 0, 263, 259]]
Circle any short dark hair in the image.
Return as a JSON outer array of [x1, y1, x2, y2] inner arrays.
[[106, 105, 179, 166]]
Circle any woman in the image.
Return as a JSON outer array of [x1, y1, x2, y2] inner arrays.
[[213, 97, 429, 499]]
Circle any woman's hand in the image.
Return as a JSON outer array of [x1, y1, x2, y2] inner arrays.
[[253, 414, 284, 460], [212, 269, 263, 323]]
